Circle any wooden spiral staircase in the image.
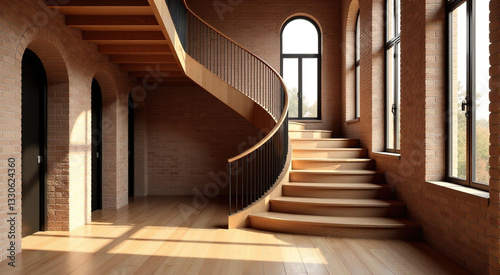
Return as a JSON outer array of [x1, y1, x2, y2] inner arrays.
[[46, 0, 420, 240], [249, 122, 421, 239]]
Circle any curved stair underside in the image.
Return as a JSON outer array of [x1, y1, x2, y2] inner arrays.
[[47, 1, 421, 240], [46, 0, 275, 132], [47, 0, 289, 222], [249, 122, 422, 240]]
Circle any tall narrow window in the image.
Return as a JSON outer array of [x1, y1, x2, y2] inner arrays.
[[385, 0, 401, 152], [447, 0, 490, 189], [355, 11, 361, 118], [281, 17, 321, 119]]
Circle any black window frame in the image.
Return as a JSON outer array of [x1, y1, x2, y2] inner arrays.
[[445, 0, 490, 191], [385, 0, 401, 153], [355, 11, 361, 119], [280, 16, 322, 120]]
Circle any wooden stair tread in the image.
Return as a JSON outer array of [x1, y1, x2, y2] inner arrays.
[[293, 158, 372, 162], [250, 212, 420, 229], [293, 148, 366, 151], [289, 122, 306, 126], [284, 182, 391, 189], [272, 197, 405, 207], [289, 130, 333, 133], [291, 138, 358, 141], [291, 170, 383, 175]]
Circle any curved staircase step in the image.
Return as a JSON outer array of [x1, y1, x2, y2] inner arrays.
[[291, 138, 360, 148], [290, 170, 385, 183], [293, 148, 368, 158], [289, 130, 332, 139], [249, 212, 421, 240], [289, 122, 306, 130], [271, 197, 406, 217], [292, 158, 374, 170], [282, 182, 393, 199]]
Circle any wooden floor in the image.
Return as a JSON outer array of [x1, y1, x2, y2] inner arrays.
[[0, 196, 471, 275]]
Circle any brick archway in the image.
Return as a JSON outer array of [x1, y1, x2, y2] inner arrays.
[[16, 27, 72, 231], [92, 63, 130, 210]]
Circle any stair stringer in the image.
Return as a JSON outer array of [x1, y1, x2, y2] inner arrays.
[[228, 141, 292, 229], [148, 0, 275, 131]]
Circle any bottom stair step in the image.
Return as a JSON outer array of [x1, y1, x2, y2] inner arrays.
[[270, 197, 407, 217], [249, 212, 421, 240]]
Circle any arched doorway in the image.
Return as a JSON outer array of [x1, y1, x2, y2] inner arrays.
[[91, 78, 103, 211], [22, 49, 47, 237], [128, 94, 134, 198]]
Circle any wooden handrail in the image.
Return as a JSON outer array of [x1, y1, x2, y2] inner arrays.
[[180, 0, 289, 163]]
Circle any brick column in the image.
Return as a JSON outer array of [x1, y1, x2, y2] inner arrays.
[[134, 107, 149, 196], [489, 0, 500, 273]]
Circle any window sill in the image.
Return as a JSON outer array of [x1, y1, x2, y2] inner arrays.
[[427, 181, 489, 206], [346, 118, 360, 124], [373, 151, 401, 160], [291, 119, 323, 123]]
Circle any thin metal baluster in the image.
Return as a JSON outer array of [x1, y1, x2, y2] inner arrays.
[[260, 147, 263, 196], [250, 153, 253, 204], [229, 162, 232, 214], [226, 40, 229, 85], [236, 160, 239, 211]]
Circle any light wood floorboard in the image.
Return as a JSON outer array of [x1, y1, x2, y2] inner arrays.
[[0, 196, 471, 275]]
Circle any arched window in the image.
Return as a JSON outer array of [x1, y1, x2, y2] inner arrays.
[[386, 0, 401, 152], [281, 17, 321, 119], [355, 11, 361, 118]]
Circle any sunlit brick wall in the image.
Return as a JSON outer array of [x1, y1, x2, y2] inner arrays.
[[0, 0, 131, 261]]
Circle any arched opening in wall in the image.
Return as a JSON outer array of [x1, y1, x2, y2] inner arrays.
[[128, 94, 134, 198], [92, 69, 122, 209], [21, 49, 48, 237], [91, 79, 103, 211], [345, 0, 360, 121], [281, 16, 322, 120], [19, 32, 71, 231]]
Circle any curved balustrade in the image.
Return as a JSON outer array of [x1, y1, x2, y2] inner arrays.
[[166, 0, 289, 214]]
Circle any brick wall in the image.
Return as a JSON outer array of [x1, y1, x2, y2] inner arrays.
[[342, 0, 385, 152], [489, 0, 500, 273], [341, 0, 359, 122], [340, 0, 496, 273], [142, 84, 260, 196], [0, 0, 131, 261], [186, 0, 341, 133], [134, 107, 149, 197]]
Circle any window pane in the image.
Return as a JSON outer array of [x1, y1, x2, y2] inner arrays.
[[302, 58, 318, 118], [356, 14, 360, 61], [473, 0, 490, 185], [283, 58, 299, 118], [387, 0, 395, 41], [396, 42, 401, 150], [282, 19, 319, 54], [396, 0, 400, 35], [356, 65, 360, 117], [386, 46, 395, 150], [355, 13, 360, 118], [450, 3, 467, 180]]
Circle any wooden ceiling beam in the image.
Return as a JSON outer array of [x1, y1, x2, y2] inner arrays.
[[129, 71, 185, 78], [109, 55, 176, 64], [83, 31, 165, 41], [120, 64, 182, 72], [45, 0, 149, 7], [66, 15, 158, 26], [98, 45, 171, 55]]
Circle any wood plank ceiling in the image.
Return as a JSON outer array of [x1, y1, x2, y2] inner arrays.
[[46, 0, 186, 84]]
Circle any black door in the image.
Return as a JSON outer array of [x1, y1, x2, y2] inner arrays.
[[91, 79, 103, 211], [22, 49, 47, 237], [128, 95, 134, 197]]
